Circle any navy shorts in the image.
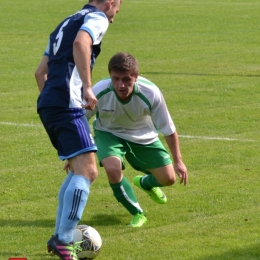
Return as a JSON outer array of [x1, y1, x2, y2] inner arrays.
[[38, 107, 97, 160]]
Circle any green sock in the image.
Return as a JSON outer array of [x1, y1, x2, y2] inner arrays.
[[141, 174, 163, 190], [110, 177, 143, 215]]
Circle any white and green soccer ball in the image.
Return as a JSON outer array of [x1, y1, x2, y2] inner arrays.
[[73, 225, 102, 259]]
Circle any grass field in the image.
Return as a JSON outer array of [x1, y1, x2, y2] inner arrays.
[[0, 0, 259, 259]]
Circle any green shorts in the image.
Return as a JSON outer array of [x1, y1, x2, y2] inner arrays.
[[94, 130, 172, 174]]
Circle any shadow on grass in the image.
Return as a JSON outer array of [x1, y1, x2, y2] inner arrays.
[[142, 71, 260, 78], [196, 243, 260, 260], [0, 214, 124, 228], [80, 213, 125, 226]]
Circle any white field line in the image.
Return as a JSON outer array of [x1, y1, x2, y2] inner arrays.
[[0, 121, 255, 142], [0, 122, 42, 128], [178, 135, 254, 142]]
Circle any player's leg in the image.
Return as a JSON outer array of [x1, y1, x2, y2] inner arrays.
[[56, 109, 98, 244], [94, 130, 146, 227], [139, 163, 176, 191], [48, 152, 98, 260], [102, 156, 143, 214], [101, 156, 146, 227], [40, 108, 97, 258], [126, 140, 175, 204], [136, 164, 175, 204], [146, 164, 176, 187], [54, 171, 74, 235], [57, 152, 98, 243]]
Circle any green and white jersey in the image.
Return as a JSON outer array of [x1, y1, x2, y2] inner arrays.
[[86, 76, 176, 145]]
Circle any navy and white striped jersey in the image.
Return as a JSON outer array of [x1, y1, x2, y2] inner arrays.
[[37, 4, 109, 109]]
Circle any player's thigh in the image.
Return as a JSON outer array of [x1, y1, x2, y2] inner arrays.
[[125, 139, 171, 170], [38, 108, 97, 160], [148, 164, 176, 186], [94, 130, 126, 167], [38, 108, 59, 149], [56, 110, 97, 160], [126, 139, 175, 184], [101, 156, 124, 183], [94, 131, 127, 183], [69, 152, 98, 182]]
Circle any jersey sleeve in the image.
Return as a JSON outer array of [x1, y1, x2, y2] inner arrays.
[[150, 87, 176, 136], [80, 12, 109, 45], [43, 39, 50, 56]]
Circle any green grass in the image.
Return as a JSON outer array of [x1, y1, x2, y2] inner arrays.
[[0, 0, 260, 259]]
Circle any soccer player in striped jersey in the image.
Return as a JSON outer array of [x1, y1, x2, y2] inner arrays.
[[85, 52, 188, 228], [35, 1, 122, 259]]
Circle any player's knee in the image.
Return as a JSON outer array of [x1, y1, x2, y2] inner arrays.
[[161, 174, 176, 186], [105, 166, 122, 183], [90, 168, 99, 180], [105, 164, 118, 175], [82, 167, 98, 182]]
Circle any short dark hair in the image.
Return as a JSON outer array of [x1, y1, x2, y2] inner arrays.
[[108, 52, 139, 75], [89, 0, 108, 3], [89, 0, 122, 5]]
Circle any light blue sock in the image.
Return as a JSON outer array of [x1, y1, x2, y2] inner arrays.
[[54, 171, 74, 235], [58, 174, 91, 243]]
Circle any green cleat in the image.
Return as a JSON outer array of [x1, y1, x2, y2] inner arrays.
[[128, 213, 147, 227], [134, 175, 167, 204]]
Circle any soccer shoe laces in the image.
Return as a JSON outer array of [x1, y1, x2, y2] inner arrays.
[[70, 241, 82, 259]]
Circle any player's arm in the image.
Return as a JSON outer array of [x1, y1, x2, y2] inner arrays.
[[164, 131, 188, 185], [73, 30, 97, 110], [34, 55, 49, 92], [150, 87, 188, 184]]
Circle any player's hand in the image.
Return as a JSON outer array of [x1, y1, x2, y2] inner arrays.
[[82, 87, 97, 110], [174, 161, 188, 185]]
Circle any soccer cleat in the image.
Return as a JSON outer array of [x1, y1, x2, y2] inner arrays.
[[134, 175, 167, 204], [47, 236, 56, 256], [128, 213, 147, 227], [47, 234, 80, 260]]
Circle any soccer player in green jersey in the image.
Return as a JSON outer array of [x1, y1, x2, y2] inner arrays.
[[85, 52, 188, 227]]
